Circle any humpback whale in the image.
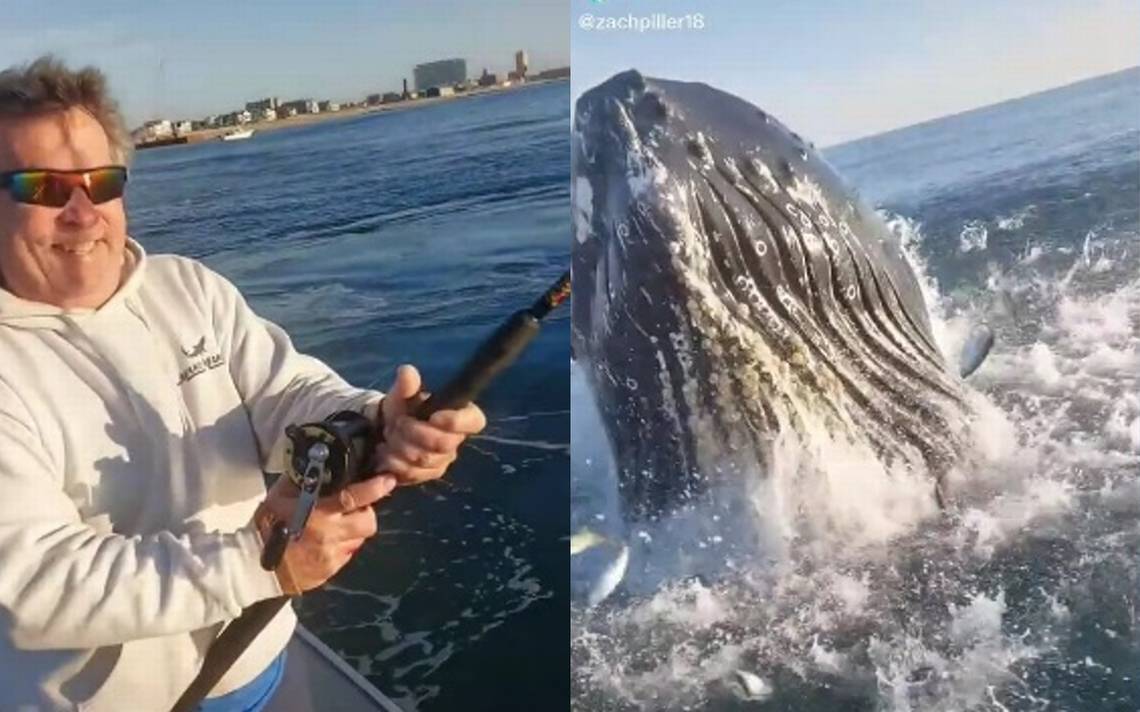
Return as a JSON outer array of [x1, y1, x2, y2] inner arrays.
[[572, 71, 976, 522]]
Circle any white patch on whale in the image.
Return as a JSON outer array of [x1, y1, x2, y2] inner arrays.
[[747, 154, 780, 195]]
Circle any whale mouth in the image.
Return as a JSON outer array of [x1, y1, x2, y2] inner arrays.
[[572, 71, 974, 520]]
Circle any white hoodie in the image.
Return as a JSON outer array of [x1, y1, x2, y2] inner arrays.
[[0, 240, 382, 710]]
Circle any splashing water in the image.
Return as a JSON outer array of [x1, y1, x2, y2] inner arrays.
[[571, 211, 1139, 709]]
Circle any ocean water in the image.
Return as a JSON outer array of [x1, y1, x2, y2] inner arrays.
[[571, 68, 1139, 710], [127, 82, 570, 711]]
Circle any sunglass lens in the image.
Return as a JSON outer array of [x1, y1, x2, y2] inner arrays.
[[8, 172, 63, 207], [89, 167, 127, 204]]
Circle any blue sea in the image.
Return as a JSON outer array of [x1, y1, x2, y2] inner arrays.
[[571, 68, 1139, 710], [127, 82, 570, 711]]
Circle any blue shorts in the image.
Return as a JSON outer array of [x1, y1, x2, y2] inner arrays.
[[196, 651, 286, 712]]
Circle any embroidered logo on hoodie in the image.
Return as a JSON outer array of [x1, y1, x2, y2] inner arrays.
[[177, 337, 225, 385], [181, 337, 207, 358]]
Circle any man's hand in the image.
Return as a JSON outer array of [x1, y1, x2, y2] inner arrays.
[[374, 364, 486, 485], [255, 472, 397, 595]]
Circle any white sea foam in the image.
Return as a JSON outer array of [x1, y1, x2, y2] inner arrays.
[[958, 220, 989, 252], [996, 205, 1036, 230], [572, 211, 1140, 708]]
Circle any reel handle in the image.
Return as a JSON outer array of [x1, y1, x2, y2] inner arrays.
[[261, 411, 376, 571], [259, 521, 290, 571]]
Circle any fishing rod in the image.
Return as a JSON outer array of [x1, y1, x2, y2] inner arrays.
[[171, 270, 570, 712]]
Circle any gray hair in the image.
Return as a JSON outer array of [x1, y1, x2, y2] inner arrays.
[[0, 55, 132, 163]]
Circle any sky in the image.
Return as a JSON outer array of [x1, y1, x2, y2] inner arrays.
[[572, 0, 1139, 146], [2, 2, 1135, 143], [0, 0, 568, 128]]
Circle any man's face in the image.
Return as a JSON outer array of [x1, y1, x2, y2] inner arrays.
[[0, 108, 128, 309]]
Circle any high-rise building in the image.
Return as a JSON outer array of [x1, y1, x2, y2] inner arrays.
[[514, 50, 528, 79], [413, 59, 467, 92]]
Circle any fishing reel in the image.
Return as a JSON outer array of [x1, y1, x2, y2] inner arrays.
[[255, 273, 572, 573], [259, 410, 377, 571]]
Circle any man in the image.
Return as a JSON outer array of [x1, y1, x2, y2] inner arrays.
[[0, 55, 485, 710]]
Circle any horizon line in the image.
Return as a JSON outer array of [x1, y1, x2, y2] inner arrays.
[[823, 64, 1139, 151]]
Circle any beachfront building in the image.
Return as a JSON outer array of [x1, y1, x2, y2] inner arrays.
[[414, 58, 466, 93], [478, 69, 498, 87], [138, 119, 173, 141], [515, 50, 528, 79], [318, 101, 340, 112], [425, 86, 455, 98], [174, 120, 193, 135], [228, 109, 253, 125], [245, 97, 278, 114], [380, 92, 402, 104], [280, 99, 320, 116]]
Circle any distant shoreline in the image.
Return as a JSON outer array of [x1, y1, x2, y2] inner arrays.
[[136, 77, 569, 150]]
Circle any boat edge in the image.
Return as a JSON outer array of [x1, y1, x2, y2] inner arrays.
[[292, 624, 406, 712]]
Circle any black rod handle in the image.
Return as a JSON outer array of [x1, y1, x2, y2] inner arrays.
[[415, 310, 540, 418], [414, 269, 566, 419]]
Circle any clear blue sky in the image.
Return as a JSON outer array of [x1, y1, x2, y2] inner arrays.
[[0, 0, 568, 128], [572, 0, 1139, 146]]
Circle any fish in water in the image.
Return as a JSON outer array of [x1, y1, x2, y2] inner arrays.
[[572, 70, 977, 522], [569, 527, 630, 607], [996, 288, 1020, 325], [729, 670, 773, 701], [569, 528, 608, 555], [958, 323, 995, 378]]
